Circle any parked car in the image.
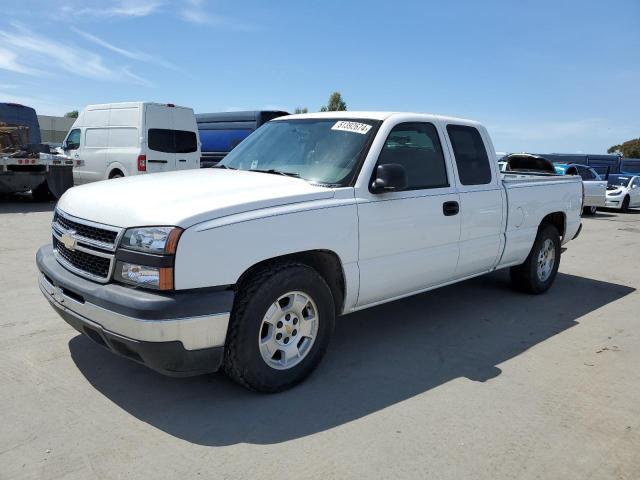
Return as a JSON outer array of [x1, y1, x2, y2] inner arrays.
[[196, 110, 289, 168], [502, 153, 556, 174], [1, 102, 73, 200], [605, 174, 640, 212], [554, 163, 607, 215], [37, 112, 583, 392], [63, 102, 200, 184]]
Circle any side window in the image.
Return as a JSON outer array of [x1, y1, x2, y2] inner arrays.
[[148, 128, 174, 153], [376, 122, 448, 190], [175, 130, 197, 153], [446, 125, 492, 185], [578, 167, 595, 181], [66, 129, 81, 150]]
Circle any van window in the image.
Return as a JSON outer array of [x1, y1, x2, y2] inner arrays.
[[66, 129, 81, 150], [376, 122, 448, 190], [85, 128, 109, 148], [148, 129, 197, 153], [109, 128, 138, 148], [447, 125, 492, 185], [148, 129, 174, 153], [175, 130, 197, 153]]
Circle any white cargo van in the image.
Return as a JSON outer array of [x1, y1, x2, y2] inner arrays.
[[62, 102, 200, 184]]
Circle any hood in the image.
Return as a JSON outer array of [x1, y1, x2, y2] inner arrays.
[[56, 169, 335, 228]]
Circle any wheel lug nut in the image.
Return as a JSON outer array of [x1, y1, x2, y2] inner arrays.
[[276, 333, 282, 340], [285, 314, 290, 320], [293, 318, 298, 325], [277, 321, 283, 328], [292, 329, 297, 336], [284, 337, 289, 344]]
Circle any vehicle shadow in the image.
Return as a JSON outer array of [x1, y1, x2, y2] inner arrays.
[[69, 271, 634, 446], [0, 194, 56, 214]]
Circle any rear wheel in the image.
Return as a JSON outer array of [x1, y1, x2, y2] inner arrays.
[[223, 263, 335, 392], [510, 224, 561, 294], [109, 170, 124, 179], [621, 196, 630, 213], [31, 182, 52, 202]]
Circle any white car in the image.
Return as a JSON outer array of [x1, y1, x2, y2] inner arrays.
[[605, 174, 640, 212], [37, 112, 583, 392], [62, 102, 201, 184]]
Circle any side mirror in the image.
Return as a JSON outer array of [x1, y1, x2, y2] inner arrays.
[[371, 163, 408, 193]]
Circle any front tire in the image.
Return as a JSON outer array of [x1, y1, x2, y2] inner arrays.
[[224, 263, 335, 392], [582, 205, 597, 215], [510, 224, 561, 294], [621, 196, 630, 213]]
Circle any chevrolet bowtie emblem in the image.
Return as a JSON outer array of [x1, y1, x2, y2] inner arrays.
[[61, 232, 77, 251]]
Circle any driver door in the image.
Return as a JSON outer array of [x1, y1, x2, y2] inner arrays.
[[356, 121, 461, 307], [63, 128, 83, 184]]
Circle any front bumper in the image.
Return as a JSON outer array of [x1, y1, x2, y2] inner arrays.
[[605, 197, 623, 209], [37, 245, 234, 376]]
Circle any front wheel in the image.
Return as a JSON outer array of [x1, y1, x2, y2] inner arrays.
[[510, 224, 561, 294], [223, 263, 335, 392], [621, 196, 630, 213], [582, 205, 597, 215]]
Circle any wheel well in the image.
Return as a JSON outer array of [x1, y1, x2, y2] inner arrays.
[[108, 169, 124, 178], [236, 250, 346, 315], [540, 212, 565, 239]]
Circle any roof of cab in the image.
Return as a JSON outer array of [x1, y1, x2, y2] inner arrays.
[[275, 111, 481, 125]]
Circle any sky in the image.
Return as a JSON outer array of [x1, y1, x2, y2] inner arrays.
[[1, 0, 639, 153]]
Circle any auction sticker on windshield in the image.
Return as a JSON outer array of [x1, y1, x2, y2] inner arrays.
[[331, 121, 372, 135]]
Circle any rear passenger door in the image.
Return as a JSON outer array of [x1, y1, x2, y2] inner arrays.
[[445, 124, 503, 278], [356, 121, 461, 307]]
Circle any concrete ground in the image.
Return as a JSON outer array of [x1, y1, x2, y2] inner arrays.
[[1, 196, 639, 480]]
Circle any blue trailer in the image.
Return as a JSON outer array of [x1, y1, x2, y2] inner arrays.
[[196, 110, 288, 168]]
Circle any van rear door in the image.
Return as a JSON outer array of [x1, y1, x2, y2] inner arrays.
[[173, 107, 199, 170], [144, 104, 175, 173]]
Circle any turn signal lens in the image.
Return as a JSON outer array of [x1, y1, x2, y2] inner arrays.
[[117, 262, 174, 290]]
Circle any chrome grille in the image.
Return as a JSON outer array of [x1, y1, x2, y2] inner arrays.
[[53, 237, 111, 279], [52, 209, 123, 283]]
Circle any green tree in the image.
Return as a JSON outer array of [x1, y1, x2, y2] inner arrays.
[[294, 107, 308, 114], [319, 91, 347, 112], [64, 110, 79, 118], [608, 138, 640, 158]]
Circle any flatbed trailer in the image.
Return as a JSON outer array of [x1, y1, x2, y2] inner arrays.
[[0, 152, 74, 200]]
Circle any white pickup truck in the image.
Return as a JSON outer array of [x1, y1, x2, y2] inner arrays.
[[37, 112, 583, 392]]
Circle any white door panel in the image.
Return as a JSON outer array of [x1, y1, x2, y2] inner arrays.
[[583, 180, 607, 207], [357, 191, 461, 306], [456, 189, 503, 276]]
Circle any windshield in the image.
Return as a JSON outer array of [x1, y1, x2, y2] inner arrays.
[[607, 175, 631, 187], [219, 118, 379, 185]]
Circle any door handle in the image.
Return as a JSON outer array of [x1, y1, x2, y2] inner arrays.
[[443, 201, 459, 216], [178, 159, 186, 162]]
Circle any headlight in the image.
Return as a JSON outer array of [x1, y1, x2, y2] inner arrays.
[[115, 262, 173, 290], [121, 226, 182, 254]]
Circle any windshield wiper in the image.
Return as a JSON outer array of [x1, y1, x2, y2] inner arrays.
[[251, 169, 301, 178], [212, 164, 236, 169]]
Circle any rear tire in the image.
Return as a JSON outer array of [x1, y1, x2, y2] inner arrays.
[[223, 263, 335, 392], [109, 170, 124, 179], [31, 182, 52, 202], [510, 224, 561, 294], [621, 196, 630, 213]]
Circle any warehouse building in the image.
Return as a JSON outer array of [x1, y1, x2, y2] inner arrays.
[[37, 115, 75, 144]]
